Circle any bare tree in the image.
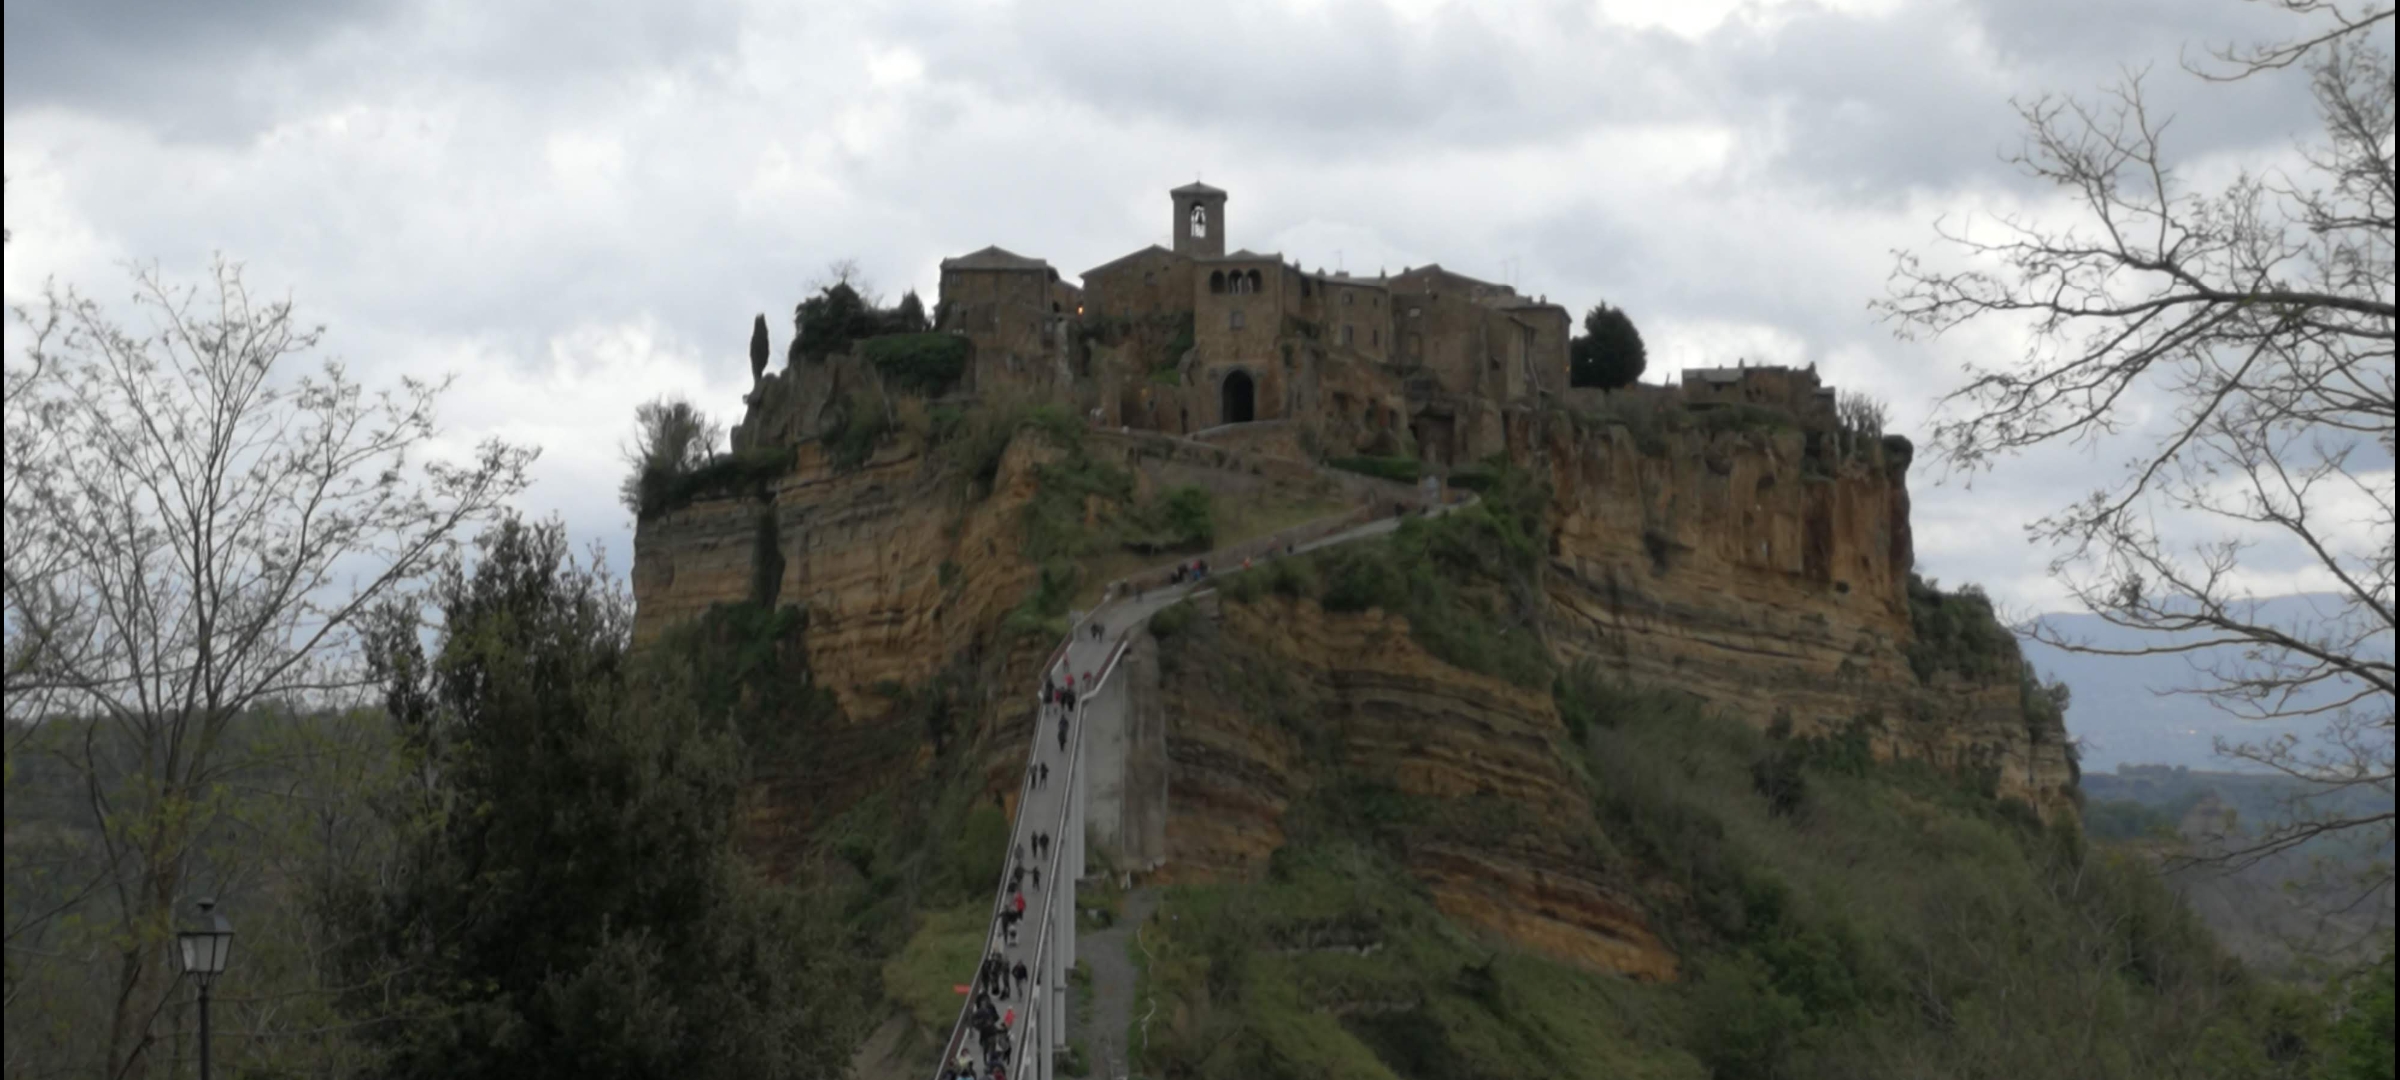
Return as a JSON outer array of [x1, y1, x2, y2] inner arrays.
[[618, 396, 723, 517], [1836, 389, 1890, 456], [2, 258, 533, 1077], [1879, 2, 2394, 886]]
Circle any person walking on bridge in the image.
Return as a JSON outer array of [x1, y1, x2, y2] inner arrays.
[[1012, 958, 1029, 998]]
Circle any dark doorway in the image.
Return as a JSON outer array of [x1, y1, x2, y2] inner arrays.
[[1221, 370, 1256, 424]]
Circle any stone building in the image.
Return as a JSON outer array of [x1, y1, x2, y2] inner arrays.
[[1681, 363, 1838, 427], [937, 182, 1574, 468]]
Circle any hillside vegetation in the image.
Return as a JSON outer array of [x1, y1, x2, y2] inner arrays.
[[1136, 465, 2393, 1080]]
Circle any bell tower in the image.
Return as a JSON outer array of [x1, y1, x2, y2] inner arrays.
[[1170, 181, 1228, 258]]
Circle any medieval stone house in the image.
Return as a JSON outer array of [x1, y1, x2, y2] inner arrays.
[[936, 183, 1574, 467]]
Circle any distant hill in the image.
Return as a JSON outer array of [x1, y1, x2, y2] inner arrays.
[[2018, 593, 2395, 773], [2083, 764, 2394, 977]]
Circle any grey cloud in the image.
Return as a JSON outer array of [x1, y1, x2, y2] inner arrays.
[[3, 0, 744, 142], [4, 0, 402, 139], [893, 0, 1711, 155], [1702, 0, 2326, 203]]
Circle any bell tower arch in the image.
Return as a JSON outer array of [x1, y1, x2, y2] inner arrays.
[[1170, 181, 1228, 258]]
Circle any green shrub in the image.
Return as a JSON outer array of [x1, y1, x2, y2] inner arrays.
[[822, 391, 892, 472], [1262, 556, 1318, 600], [1696, 402, 1797, 437], [859, 332, 970, 396], [1318, 547, 1402, 613], [1152, 485, 1216, 550], [1905, 574, 2019, 682], [642, 445, 797, 519], [1004, 559, 1081, 639], [1217, 463, 1553, 689], [1149, 600, 1197, 640], [791, 281, 882, 365], [1327, 455, 1424, 483]]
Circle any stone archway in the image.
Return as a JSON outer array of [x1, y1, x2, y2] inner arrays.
[[1220, 369, 1256, 424]]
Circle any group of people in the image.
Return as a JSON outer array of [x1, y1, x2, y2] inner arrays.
[[952, 989, 1016, 1080], [952, 646, 1102, 1079], [1168, 558, 1211, 585]]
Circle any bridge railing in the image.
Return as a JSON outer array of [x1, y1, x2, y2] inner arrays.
[[930, 622, 1131, 1080], [930, 491, 1466, 1077]]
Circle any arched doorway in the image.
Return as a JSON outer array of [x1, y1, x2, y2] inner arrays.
[[1221, 370, 1256, 424]]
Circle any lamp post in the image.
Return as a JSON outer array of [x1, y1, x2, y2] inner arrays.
[[176, 898, 235, 1080]]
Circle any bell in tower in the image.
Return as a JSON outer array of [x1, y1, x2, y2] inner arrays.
[[1170, 181, 1227, 258]]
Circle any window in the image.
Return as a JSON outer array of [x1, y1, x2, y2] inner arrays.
[[1143, 271, 1156, 285], [1372, 329, 1379, 347], [1343, 292, 1354, 306], [1340, 325, 1354, 345], [1230, 310, 1246, 330], [1209, 270, 1226, 294], [1409, 307, 1422, 319], [1190, 204, 1208, 238]]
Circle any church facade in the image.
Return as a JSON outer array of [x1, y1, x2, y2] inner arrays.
[[934, 183, 1573, 467]]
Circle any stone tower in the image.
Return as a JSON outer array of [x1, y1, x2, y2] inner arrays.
[[1170, 181, 1228, 258]]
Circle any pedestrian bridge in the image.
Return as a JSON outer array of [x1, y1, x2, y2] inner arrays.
[[932, 499, 1471, 1080]]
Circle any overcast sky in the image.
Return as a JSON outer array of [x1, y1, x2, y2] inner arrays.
[[2, 0, 2361, 623]]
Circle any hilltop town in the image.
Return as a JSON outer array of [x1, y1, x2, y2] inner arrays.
[[733, 181, 1848, 475]]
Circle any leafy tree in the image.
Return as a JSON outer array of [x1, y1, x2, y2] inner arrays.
[[1569, 302, 1647, 389], [892, 289, 929, 334], [1880, 2, 2394, 877], [619, 396, 722, 517], [2322, 948, 2395, 1080], [336, 517, 844, 1080], [790, 277, 889, 366], [749, 313, 770, 384], [3, 258, 532, 1078]]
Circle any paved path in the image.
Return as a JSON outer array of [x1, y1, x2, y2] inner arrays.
[[1075, 887, 1159, 1080], [938, 497, 1475, 1079]]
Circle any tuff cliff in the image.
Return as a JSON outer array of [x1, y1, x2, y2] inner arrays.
[[1532, 410, 2076, 819], [1144, 593, 1678, 981], [631, 366, 2076, 990]]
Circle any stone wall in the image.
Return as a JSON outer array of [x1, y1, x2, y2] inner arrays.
[[1191, 419, 1308, 461], [1081, 248, 1194, 323]]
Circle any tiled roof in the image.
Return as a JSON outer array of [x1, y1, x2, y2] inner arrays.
[[1081, 244, 1179, 278], [1170, 181, 1228, 196], [940, 245, 1053, 272]]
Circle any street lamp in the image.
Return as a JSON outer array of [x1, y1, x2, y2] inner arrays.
[[176, 898, 235, 1080]]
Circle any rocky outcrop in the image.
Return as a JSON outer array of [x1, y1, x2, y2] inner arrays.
[[633, 434, 1050, 722], [630, 373, 2075, 994], [1155, 596, 1679, 981], [1533, 417, 2075, 818]]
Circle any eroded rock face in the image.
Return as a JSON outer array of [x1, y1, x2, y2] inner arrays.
[[1534, 418, 2076, 818], [630, 389, 2075, 986], [632, 435, 1052, 723], [1156, 597, 1679, 982]]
